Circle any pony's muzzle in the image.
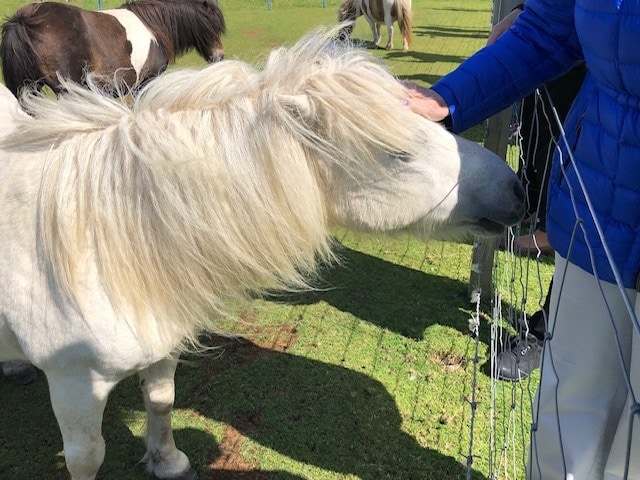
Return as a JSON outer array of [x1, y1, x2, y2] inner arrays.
[[496, 178, 526, 227], [207, 49, 225, 63], [512, 179, 526, 219], [473, 177, 526, 235]]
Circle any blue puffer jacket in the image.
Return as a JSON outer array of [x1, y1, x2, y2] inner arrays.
[[432, 0, 640, 289]]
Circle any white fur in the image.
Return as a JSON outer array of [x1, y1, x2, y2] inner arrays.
[[0, 84, 29, 134], [102, 9, 157, 82], [0, 28, 523, 480]]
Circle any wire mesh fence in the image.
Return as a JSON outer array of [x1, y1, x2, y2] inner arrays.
[[469, 76, 640, 479]]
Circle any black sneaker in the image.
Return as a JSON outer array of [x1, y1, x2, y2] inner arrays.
[[496, 333, 543, 381]]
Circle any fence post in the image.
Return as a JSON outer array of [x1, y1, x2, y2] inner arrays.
[[468, 0, 521, 305]]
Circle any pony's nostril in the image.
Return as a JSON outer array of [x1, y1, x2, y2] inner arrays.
[[513, 180, 525, 203], [512, 180, 527, 222], [208, 52, 224, 63]]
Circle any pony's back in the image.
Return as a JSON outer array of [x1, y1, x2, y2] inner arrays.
[[0, 84, 29, 135]]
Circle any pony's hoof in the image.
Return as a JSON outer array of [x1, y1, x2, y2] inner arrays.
[[155, 467, 197, 480], [173, 468, 197, 480]]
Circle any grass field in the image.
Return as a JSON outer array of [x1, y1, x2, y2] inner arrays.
[[0, 1, 553, 479]]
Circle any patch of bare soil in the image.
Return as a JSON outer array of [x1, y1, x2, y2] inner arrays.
[[207, 413, 264, 479], [201, 314, 301, 477], [241, 30, 261, 37]]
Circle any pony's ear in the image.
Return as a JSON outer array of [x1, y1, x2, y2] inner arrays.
[[278, 93, 315, 120]]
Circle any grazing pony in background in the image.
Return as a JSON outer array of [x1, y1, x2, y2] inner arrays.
[[0, 29, 524, 480], [338, 0, 412, 51], [0, 0, 226, 97]]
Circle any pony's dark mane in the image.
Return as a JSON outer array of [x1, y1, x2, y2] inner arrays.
[[0, 3, 48, 95], [121, 0, 226, 61], [338, 0, 359, 22]]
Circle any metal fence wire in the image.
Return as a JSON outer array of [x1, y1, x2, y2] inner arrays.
[[467, 82, 640, 479]]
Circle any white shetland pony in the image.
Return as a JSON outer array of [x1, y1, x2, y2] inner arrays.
[[0, 29, 524, 480], [338, 0, 412, 51]]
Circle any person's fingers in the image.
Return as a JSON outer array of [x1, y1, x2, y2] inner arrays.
[[399, 82, 449, 121]]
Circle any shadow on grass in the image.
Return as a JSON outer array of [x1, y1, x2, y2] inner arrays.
[[267, 245, 474, 340], [0, 247, 494, 479], [0, 368, 307, 480], [1, 335, 490, 480], [177, 336, 491, 480], [427, 7, 491, 13], [413, 25, 488, 40]]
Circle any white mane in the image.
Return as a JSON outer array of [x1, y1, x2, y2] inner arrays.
[[2, 28, 425, 349]]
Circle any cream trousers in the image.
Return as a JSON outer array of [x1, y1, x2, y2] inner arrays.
[[528, 254, 640, 480]]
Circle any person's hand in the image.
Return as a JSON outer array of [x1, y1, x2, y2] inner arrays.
[[400, 81, 450, 122], [486, 7, 522, 45]]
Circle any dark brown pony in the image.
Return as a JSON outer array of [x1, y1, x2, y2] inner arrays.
[[0, 0, 226, 97]]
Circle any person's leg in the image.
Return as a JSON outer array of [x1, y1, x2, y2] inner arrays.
[[530, 276, 552, 340], [603, 295, 640, 480], [528, 254, 632, 480], [496, 278, 552, 381]]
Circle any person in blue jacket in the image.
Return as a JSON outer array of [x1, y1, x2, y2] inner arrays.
[[404, 2, 640, 478]]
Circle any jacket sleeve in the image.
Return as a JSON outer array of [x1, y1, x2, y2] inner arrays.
[[432, 0, 584, 133]]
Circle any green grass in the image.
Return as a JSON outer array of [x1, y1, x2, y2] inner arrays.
[[0, 1, 552, 479]]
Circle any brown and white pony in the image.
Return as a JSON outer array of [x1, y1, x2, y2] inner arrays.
[[0, 0, 226, 97], [338, 0, 412, 52]]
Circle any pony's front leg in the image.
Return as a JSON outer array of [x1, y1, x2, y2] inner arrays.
[[384, 18, 395, 49], [47, 371, 118, 480], [366, 17, 381, 45], [139, 356, 196, 480]]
